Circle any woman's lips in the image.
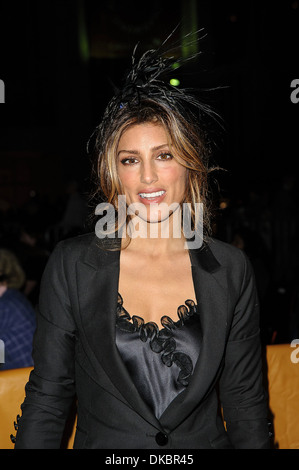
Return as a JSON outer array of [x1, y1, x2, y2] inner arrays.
[[137, 190, 166, 204]]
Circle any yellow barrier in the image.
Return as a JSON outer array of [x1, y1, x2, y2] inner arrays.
[[0, 367, 33, 449], [266, 344, 299, 449], [0, 367, 76, 449]]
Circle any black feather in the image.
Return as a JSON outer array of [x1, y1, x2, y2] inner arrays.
[[87, 28, 222, 155]]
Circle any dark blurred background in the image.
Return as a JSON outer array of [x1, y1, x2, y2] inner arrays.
[[0, 0, 298, 344]]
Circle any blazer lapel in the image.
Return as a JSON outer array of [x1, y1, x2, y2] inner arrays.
[[160, 241, 229, 430], [75, 236, 162, 430]]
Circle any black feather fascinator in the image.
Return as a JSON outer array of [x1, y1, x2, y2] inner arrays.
[[88, 28, 222, 156]]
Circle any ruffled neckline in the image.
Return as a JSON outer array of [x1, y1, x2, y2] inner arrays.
[[115, 293, 199, 387], [116, 292, 198, 335]]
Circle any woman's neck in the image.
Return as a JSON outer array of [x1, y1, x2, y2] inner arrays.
[[122, 214, 187, 256]]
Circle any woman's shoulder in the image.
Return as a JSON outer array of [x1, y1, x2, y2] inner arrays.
[[201, 238, 255, 291], [205, 237, 249, 270], [56, 232, 96, 252], [51, 232, 119, 266]]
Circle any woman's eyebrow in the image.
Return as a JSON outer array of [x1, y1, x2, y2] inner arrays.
[[117, 149, 139, 156], [151, 144, 169, 151], [118, 144, 169, 156]]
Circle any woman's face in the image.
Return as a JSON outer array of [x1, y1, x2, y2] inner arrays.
[[117, 122, 187, 223]]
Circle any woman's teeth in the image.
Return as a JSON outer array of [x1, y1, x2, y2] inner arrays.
[[138, 190, 165, 199]]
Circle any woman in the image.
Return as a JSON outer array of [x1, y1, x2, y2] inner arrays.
[[14, 45, 270, 449]]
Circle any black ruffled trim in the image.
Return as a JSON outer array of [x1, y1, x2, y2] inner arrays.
[[10, 414, 20, 444], [116, 294, 198, 387]]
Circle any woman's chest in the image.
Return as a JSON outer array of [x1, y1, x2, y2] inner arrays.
[[118, 253, 196, 326]]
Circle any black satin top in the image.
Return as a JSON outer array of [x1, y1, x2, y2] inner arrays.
[[115, 293, 202, 419]]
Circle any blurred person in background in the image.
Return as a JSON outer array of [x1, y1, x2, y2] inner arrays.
[[15, 223, 49, 308], [0, 249, 36, 370], [59, 179, 88, 238]]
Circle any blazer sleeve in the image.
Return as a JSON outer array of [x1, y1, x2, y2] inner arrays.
[[219, 250, 270, 449], [14, 241, 77, 449]]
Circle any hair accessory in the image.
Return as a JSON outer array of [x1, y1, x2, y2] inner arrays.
[[87, 28, 221, 155]]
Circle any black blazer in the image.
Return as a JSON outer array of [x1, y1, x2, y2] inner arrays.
[[15, 233, 270, 449]]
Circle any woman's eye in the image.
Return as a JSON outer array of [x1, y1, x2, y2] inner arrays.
[[121, 157, 138, 165], [157, 153, 173, 161]]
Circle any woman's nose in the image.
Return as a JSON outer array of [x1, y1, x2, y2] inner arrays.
[[140, 161, 158, 184]]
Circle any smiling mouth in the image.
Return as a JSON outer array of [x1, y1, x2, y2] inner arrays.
[[138, 190, 166, 200]]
